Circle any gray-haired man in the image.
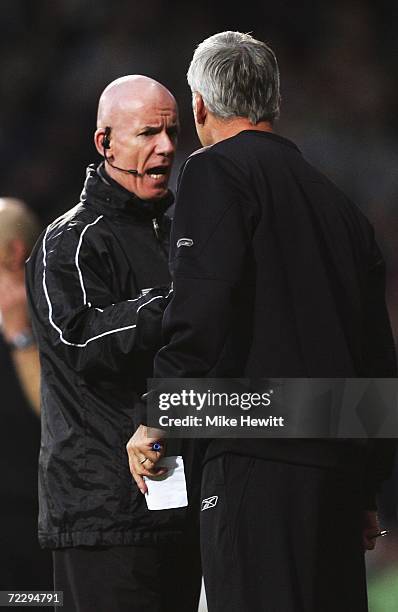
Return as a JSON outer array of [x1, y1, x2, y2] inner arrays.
[[142, 32, 397, 612]]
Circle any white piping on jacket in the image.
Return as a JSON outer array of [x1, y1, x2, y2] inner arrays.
[[75, 215, 103, 306], [41, 219, 166, 348]]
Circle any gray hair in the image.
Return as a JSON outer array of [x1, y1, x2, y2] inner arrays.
[[187, 31, 281, 124]]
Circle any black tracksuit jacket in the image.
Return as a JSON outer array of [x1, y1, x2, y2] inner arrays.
[[154, 130, 397, 507], [26, 163, 199, 548]]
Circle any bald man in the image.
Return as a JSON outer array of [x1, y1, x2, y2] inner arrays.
[[25, 76, 201, 612]]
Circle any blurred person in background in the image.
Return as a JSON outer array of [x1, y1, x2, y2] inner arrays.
[[0, 197, 52, 591], [146, 31, 397, 612], [25, 75, 201, 612]]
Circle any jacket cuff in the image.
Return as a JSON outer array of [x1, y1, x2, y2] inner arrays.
[[361, 488, 378, 511], [135, 397, 148, 426]]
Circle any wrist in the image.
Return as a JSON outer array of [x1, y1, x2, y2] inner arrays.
[[1, 311, 31, 342], [5, 328, 35, 351]]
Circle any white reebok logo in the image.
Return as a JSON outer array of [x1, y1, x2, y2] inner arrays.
[[177, 237, 194, 248], [201, 495, 218, 511]]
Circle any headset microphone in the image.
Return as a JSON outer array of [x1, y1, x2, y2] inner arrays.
[[101, 126, 144, 177]]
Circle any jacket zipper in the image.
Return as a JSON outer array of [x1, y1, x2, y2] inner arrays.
[[152, 218, 160, 241], [152, 217, 169, 261]]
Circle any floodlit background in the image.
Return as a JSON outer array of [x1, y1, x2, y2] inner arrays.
[[1, 1, 397, 609]]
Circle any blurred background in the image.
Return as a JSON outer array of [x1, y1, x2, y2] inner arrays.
[[0, 0, 398, 337], [0, 0, 397, 608], [0, 0, 397, 338]]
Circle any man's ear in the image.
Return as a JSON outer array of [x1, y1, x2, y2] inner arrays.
[[94, 128, 108, 157], [193, 93, 207, 126]]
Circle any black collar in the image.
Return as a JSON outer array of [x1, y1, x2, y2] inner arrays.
[[236, 130, 301, 152], [80, 162, 174, 221]]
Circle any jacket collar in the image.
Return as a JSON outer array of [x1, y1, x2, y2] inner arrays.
[[80, 162, 174, 220], [235, 130, 301, 152]]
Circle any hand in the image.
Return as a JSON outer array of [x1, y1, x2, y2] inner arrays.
[[126, 425, 167, 494], [362, 510, 380, 551], [0, 268, 31, 341]]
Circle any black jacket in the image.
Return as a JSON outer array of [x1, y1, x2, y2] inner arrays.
[[26, 163, 198, 548], [154, 131, 397, 506]]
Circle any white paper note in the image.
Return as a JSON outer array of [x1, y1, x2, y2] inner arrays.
[[144, 455, 188, 510]]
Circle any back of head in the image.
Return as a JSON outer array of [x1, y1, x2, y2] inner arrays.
[[187, 31, 280, 124], [0, 198, 41, 252]]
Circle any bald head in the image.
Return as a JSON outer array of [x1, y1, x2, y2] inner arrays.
[[97, 75, 176, 130], [0, 198, 40, 251], [94, 75, 179, 201]]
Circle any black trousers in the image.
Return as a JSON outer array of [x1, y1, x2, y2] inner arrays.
[[53, 536, 201, 612], [201, 454, 368, 612]]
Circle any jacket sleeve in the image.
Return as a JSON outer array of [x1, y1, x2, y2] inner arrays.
[[28, 222, 171, 374], [154, 151, 256, 378], [361, 231, 397, 509], [361, 235, 397, 376], [361, 440, 397, 510]]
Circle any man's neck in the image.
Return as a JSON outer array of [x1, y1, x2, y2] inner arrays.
[[206, 117, 273, 146]]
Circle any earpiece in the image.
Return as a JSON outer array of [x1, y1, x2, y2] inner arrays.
[[101, 126, 143, 177], [102, 126, 111, 150]]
